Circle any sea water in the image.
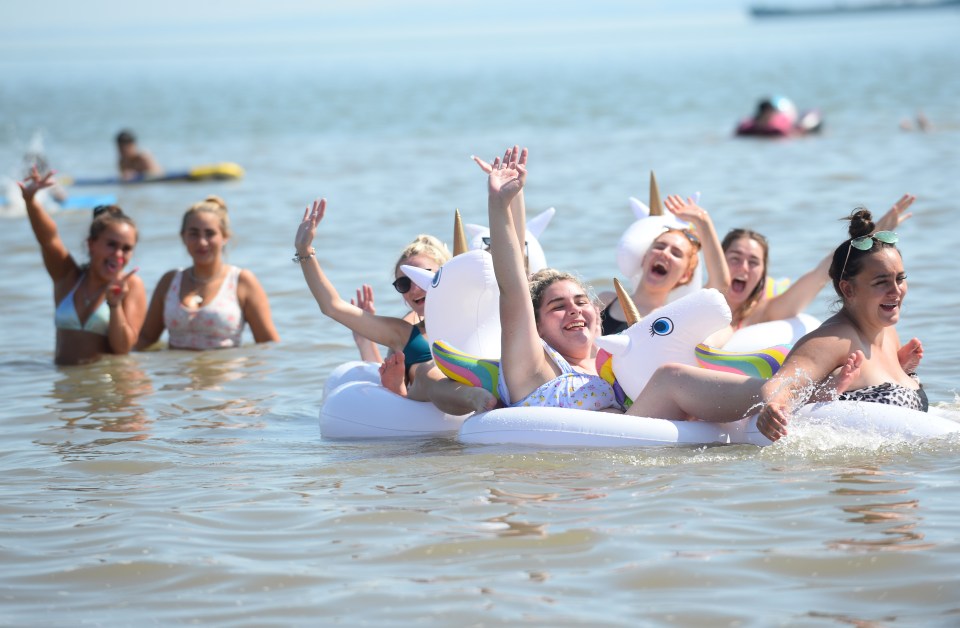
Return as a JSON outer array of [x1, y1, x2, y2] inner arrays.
[[1, 5, 959, 625]]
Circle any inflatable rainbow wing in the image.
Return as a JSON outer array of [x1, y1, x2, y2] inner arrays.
[[432, 340, 501, 400], [765, 276, 791, 299], [694, 343, 791, 379]]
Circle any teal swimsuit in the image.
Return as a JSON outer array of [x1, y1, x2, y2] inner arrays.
[[402, 325, 433, 373], [55, 275, 110, 336]]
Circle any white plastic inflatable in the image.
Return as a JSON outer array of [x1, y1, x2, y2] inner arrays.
[[464, 207, 555, 274], [321, 380, 469, 439], [320, 249, 501, 439], [595, 288, 731, 400], [458, 402, 959, 448], [724, 313, 821, 352]]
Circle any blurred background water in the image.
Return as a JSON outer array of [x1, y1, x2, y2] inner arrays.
[[1, 2, 959, 625]]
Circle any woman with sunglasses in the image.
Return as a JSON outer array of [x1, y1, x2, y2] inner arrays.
[[620, 207, 925, 440], [711, 194, 918, 346], [599, 194, 730, 335], [19, 166, 146, 365], [294, 199, 498, 414], [136, 196, 279, 350]]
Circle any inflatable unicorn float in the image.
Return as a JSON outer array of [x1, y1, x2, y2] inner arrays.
[[319, 191, 959, 446]]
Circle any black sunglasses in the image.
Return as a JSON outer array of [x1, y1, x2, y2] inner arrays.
[[481, 236, 529, 253], [392, 269, 433, 294]]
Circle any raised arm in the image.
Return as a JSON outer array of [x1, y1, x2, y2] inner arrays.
[[875, 194, 916, 233], [759, 251, 831, 323], [294, 199, 412, 352], [473, 145, 529, 247], [19, 167, 76, 283], [664, 194, 730, 290], [487, 150, 555, 399], [350, 284, 384, 363]]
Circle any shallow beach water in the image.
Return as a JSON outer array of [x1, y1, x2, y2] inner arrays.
[[2, 4, 960, 625]]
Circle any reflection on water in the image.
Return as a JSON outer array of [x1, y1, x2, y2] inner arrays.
[[51, 355, 153, 435], [827, 467, 935, 552]]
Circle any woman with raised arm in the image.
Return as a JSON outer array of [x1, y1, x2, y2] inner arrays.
[[623, 207, 925, 440], [710, 194, 918, 346], [486, 148, 621, 411], [294, 199, 496, 414], [599, 194, 730, 335], [137, 196, 279, 350], [19, 167, 146, 365]]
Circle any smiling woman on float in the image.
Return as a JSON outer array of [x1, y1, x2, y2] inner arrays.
[[599, 195, 730, 336], [621, 207, 925, 440], [711, 194, 917, 346], [137, 196, 279, 350], [20, 167, 146, 365], [294, 199, 496, 414]]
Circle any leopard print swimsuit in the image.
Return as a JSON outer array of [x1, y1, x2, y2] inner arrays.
[[838, 377, 928, 413]]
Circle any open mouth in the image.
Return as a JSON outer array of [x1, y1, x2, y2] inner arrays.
[[564, 320, 586, 331], [651, 262, 668, 277], [880, 301, 900, 312], [731, 278, 747, 294]]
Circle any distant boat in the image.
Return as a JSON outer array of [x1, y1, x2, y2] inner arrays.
[[750, 0, 960, 18]]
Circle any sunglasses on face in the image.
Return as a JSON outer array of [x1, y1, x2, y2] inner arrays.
[[481, 236, 529, 254], [840, 231, 898, 278], [393, 270, 433, 294], [662, 227, 702, 250]]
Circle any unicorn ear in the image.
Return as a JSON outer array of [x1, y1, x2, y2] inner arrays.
[[628, 197, 651, 220], [649, 171, 663, 216], [453, 209, 469, 256], [400, 264, 435, 291], [594, 332, 629, 355], [526, 207, 556, 238]]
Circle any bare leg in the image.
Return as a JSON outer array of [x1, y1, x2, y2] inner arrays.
[[407, 362, 498, 415], [625, 363, 764, 422], [379, 353, 408, 397]]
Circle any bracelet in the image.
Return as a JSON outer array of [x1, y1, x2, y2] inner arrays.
[[292, 249, 316, 264]]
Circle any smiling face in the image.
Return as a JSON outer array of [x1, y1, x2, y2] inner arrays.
[[640, 231, 698, 292], [724, 235, 767, 307], [181, 211, 227, 266], [841, 248, 907, 329], [397, 253, 438, 318], [534, 278, 598, 360], [87, 222, 137, 280]]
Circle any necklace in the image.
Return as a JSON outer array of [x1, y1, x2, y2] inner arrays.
[[189, 267, 220, 285], [81, 276, 101, 307]]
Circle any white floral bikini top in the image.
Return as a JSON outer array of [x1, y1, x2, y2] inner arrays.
[[164, 266, 245, 350]]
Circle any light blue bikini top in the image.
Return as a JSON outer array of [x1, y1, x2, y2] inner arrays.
[[54, 275, 110, 336]]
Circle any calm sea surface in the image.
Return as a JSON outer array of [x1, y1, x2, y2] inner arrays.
[[2, 8, 959, 626]]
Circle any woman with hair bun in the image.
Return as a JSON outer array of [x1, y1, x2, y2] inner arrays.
[[19, 167, 146, 365], [137, 196, 279, 350], [620, 207, 925, 440]]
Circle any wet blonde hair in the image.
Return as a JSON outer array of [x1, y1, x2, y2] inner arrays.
[[528, 268, 598, 323], [181, 195, 230, 239], [393, 234, 451, 276]]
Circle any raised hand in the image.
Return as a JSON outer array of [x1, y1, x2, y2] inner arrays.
[[351, 284, 376, 315], [18, 165, 56, 202], [473, 145, 527, 175], [295, 198, 326, 256], [487, 148, 527, 205], [875, 194, 916, 232], [106, 267, 139, 308], [663, 194, 708, 225]]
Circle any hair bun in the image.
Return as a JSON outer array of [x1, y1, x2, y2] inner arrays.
[[204, 195, 227, 211], [92, 204, 125, 219], [846, 207, 875, 239]]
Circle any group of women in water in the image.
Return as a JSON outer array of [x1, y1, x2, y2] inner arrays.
[[21, 143, 926, 442]]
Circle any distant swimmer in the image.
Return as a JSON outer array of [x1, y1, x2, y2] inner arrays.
[[899, 110, 932, 132], [116, 129, 163, 180], [735, 96, 822, 138]]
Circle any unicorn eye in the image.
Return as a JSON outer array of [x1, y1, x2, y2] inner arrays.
[[649, 317, 674, 336], [431, 267, 442, 288]]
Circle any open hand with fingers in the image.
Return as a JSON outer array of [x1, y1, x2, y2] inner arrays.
[[295, 198, 326, 259]]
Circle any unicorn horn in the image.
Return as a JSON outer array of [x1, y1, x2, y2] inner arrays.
[[649, 171, 663, 216], [614, 278, 641, 327], [453, 209, 469, 256]]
